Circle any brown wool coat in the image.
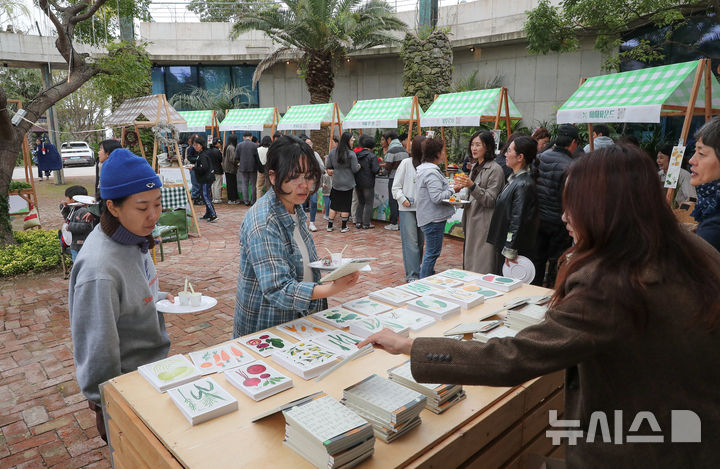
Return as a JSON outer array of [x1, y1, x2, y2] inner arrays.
[[462, 161, 506, 273], [411, 233, 720, 468]]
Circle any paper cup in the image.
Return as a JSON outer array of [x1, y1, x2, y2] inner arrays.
[[178, 291, 190, 306], [189, 292, 202, 307], [331, 253, 342, 266]]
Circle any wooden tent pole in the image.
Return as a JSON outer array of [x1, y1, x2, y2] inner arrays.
[[406, 96, 416, 151], [503, 88, 511, 137], [171, 130, 202, 237], [336, 103, 343, 134], [272, 108, 278, 135], [493, 89, 503, 130], [704, 59, 712, 122], [134, 124, 148, 160], [120, 127, 126, 146], [588, 124, 595, 151], [441, 126, 447, 175], [415, 96, 422, 139], [668, 60, 705, 205]]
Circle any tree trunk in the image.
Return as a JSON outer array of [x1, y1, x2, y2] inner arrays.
[[0, 130, 23, 245], [305, 53, 335, 157]]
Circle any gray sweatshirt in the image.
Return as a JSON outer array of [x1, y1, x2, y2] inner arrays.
[[415, 162, 455, 227], [325, 147, 360, 191], [68, 225, 170, 403]]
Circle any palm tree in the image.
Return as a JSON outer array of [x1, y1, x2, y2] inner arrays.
[[231, 0, 407, 106], [169, 85, 255, 122]]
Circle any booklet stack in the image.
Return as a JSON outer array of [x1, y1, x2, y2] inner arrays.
[[283, 393, 375, 469], [224, 360, 294, 401], [504, 304, 548, 331], [431, 287, 486, 309], [474, 273, 523, 292], [342, 374, 426, 443], [348, 315, 410, 338], [138, 354, 203, 392], [387, 360, 466, 414], [473, 325, 518, 343], [405, 295, 461, 320], [310, 330, 373, 358], [167, 377, 238, 425], [272, 341, 340, 379], [368, 287, 418, 307]]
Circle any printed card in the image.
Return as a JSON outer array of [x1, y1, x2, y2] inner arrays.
[[342, 297, 393, 316], [349, 316, 410, 338], [310, 330, 370, 358], [437, 269, 482, 282], [418, 275, 465, 288], [277, 318, 330, 340], [368, 287, 418, 306], [376, 308, 436, 331], [431, 287, 486, 308], [138, 354, 203, 392], [312, 307, 365, 328], [224, 360, 293, 401], [395, 281, 443, 297], [189, 344, 255, 374], [458, 282, 504, 299], [239, 331, 291, 357], [405, 295, 461, 319], [167, 377, 238, 425], [474, 273, 522, 292]]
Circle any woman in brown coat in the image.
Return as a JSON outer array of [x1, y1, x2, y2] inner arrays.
[[454, 131, 505, 273], [360, 145, 720, 467]]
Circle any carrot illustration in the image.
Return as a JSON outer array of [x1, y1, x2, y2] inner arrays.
[[230, 346, 243, 357], [220, 350, 230, 362], [201, 362, 213, 368], [286, 324, 298, 333], [213, 352, 222, 365]]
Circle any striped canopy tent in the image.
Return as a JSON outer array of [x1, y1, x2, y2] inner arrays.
[[343, 96, 423, 148], [557, 60, 720, 125], [277, 103, 343, 131], [176, 110, 216, 133], [218, 107, 279, 132], [421, 88, 522, 128], [106, 94, 186, 128]]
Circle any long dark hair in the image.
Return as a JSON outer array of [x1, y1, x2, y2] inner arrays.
[[468, 131, 496, 179], [337, 132, 353, 164], [553, 145, 720, 330], [410, 135, 425, 169], [266, 135, 322, 197], [511, 136, 538, 168]]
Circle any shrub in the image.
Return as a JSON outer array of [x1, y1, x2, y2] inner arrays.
[[0, 230, 62, 277], [9, 181, 32, 191]]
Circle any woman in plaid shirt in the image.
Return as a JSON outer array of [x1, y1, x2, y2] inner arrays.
[[233, 136, 360, 337]]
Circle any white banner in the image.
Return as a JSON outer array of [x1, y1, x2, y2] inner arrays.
[[556, 104, 662, 124]]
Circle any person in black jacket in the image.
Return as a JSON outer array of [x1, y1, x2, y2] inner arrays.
[[208, 137, 224, 203], [354, 135, 381, 229], [487, 136, 539, 275], [235, 131, 260, 206], [184, 134, 202, 204], [530, 124, 580, 286], [189, 135, 217, 222]]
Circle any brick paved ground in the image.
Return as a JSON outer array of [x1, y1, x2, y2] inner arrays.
[[0, 178, 464, 468]]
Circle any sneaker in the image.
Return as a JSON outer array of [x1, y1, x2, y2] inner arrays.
[[355, 223, 362, 229], [206, 215, 218, 222], [362, 224, 375, 229], [212, 199, 222, 204], [384, 224, 399, 231], [323, 215, 330, 221], [340, 227, 350, 233], [309, 222, 317, 232], [326, 226, 334, 232]]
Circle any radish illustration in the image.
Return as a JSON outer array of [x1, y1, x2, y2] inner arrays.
[[236, 369, 261, 387]]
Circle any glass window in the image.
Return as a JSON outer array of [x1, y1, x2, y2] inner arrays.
[[151, 67, 165, 95], [232, 65, 259, 106], [164, 66, 199, 106], [199, 66, 232, 93]]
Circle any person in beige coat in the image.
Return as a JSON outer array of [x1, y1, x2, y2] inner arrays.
[[360, 145, 720, 468], [454, 131, 506, 273]]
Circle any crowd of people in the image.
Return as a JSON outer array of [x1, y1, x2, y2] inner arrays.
[[62, 116, 720, 463]]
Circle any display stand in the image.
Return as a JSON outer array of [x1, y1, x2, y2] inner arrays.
[[101, 281, 564, 469], [106, 94, 202, 237], [7, 99, 40, 221], [421, 88, 523, 174], [557, 59, 720, 206], [277, 102, 344, 150]]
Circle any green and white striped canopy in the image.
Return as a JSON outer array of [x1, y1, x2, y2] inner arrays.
[[219, 107, 276, 132], [557, 60, 720, 124], [176, 110, 213, 132], [343, 97, 423, 129], [421, 88, 522, 127], [276, 103, 343, 131]]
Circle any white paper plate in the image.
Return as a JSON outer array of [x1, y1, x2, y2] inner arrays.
[[72, 195, 96, 205], [502, 256, 535, 284], [442, 199, 471, 206], [309, 259, 372, 272], [156, 295, 217, 314]]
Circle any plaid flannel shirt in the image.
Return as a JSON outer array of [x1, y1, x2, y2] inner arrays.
[[233, 189, 327, 337]]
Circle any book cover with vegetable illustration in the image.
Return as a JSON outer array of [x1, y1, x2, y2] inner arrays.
[[271, 341, 339, 379], [342, 297, 393, 316], [395, 281, 443, 297], [310, 330, 372, 358], [224, 360, 294, 401], [473, 274, 522, 292], [458, 282, 504, 299], [240, 331, 292, 357], [189, 344, 255, 375], [278, 318, 329, 340], [437, 269, 482, 282], [138, 354, 203, 392], [419, 275, 465, 288], [376, 308, 436, 331], [368, 287, 418, 306], [405, 295, 461, 319], [167, 377, 238, 425], [349, 316, 410, 338], [312, 307, 365, 328], [431, 287, 486, 309]]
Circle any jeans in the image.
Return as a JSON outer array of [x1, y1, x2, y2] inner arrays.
[[189, 170, 200, 200], [419, 221, 445, 278], [201, 183, 216, 218], [388, 177, 399, 224], [238, 171, 257, 205], [356, 186, 375, 226], [324, 195, 331, 218], [309, 192, 318, 222], [399, 211, 424, 281], [70, 249, 79, 262]]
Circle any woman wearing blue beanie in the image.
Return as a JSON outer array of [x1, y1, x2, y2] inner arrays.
[[68, 149, 172, 443]]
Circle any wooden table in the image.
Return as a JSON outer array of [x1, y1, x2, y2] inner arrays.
[[101, 283, 564, 469]]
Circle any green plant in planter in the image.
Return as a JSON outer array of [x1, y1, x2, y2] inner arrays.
[[9, 181, 32, 192], [0, 229, 63, 277]]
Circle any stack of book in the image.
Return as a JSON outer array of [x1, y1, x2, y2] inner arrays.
[[271, 341, 339, 380], [504, 304, 548, 331], [474, 273, 522, 292], [431, 287, 486, 309], [167, 377, 238, 425], [388, 361, 466, 414], [368, 287, 418, 307], [342, 374, 426, 443], [405, 295, 461, 320], [138, 354, 203, 392], [283, 393, 375, 468], [348, 315, 410, 338], [224, 360, 294, 401]]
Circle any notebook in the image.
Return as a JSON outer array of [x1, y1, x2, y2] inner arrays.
[[368, 287, 418, 307], [312, 307, 365, 328], [343, 297, 394, 316], [376, 308, 436, 332], [167, 377, 238, 425], [277, 318, 331, 340], [188, 344, 255, 375], [271, 341, 340, 380], [239, 331, 292, 357], [138, 354, 203, 392], [224, 360, 294, 401]]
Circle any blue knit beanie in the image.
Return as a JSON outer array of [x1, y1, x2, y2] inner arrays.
[[100, 149, 162, 200]]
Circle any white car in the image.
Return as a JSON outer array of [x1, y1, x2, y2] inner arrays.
[[60, 141, 95, 167]]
